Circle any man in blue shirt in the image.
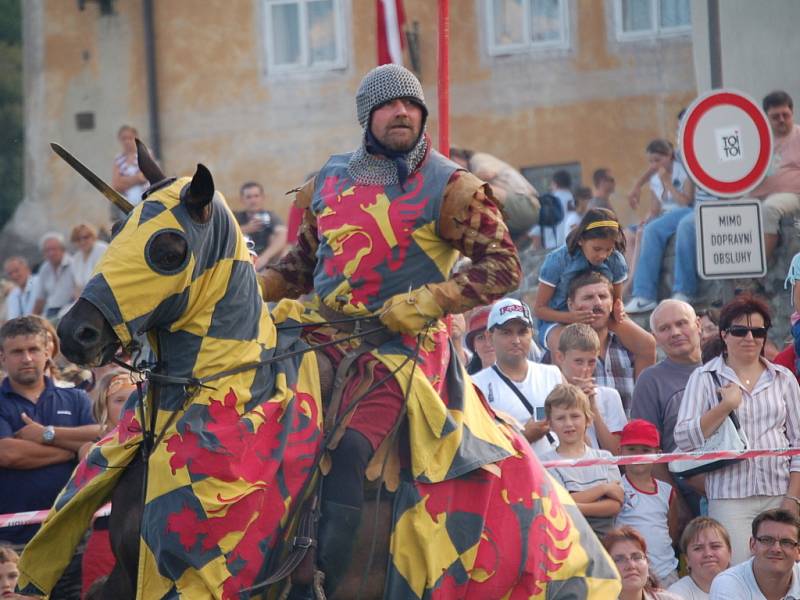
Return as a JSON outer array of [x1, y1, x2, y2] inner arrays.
[[0, 316, 99, 598]]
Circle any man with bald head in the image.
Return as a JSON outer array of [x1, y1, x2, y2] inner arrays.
[[631, 299, 703, 513]]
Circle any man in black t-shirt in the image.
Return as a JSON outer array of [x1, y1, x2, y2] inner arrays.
[[234, 181, 287, 271]]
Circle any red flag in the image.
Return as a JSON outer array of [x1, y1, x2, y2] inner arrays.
[[377, 0, 406, 65]]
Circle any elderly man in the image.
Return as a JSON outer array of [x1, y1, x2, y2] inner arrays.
[[32, 233, 74, 320], [3, 257, 36, 321], [565, 271, 656, 414], [754, 91, 800, 262], [261, 64, 521, 595], [631, 298, 703, 514], [710, 509, 800, 599]]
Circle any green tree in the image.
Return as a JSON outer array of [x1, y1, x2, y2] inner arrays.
[[0, 0, 22, 230]]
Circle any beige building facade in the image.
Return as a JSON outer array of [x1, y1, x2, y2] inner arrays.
[[14, 0, 697, 243]]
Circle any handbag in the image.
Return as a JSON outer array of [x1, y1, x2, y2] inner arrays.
[[669, 372, 749, 478]]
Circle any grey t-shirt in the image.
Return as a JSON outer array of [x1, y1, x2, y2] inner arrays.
[[542, 445, 622, 538], [631, 358, 701, 452]]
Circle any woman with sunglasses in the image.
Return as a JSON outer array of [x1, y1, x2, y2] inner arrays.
[[675, 293, 800, 565], [602, 526, 681, 600]]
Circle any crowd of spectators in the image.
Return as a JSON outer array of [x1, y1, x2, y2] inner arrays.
[[2, 88, 800, 599], [455, 89, 800, 598]]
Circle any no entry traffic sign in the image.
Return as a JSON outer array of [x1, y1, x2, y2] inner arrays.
[[679, 89, 773, 198]]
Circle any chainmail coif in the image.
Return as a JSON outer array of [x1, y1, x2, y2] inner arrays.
[[348, 64, 430, 186]]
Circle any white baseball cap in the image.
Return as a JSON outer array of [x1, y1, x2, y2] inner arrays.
[[488, 298, 533, 330]]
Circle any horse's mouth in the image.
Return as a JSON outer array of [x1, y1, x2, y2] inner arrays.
[[95, 340, 123, 367]]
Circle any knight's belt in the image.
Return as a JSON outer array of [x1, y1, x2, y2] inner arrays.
[[317, 302, 396, 348]]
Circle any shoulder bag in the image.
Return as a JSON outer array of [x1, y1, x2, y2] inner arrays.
[[668, 371, 748, 478]]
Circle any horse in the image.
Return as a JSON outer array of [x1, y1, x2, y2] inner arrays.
[[17, 142, 327, 599], [17, 141, 621, 599]]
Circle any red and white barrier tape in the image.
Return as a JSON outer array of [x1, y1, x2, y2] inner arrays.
[[542, 447, 800, 469], [0, 503, 110, 529], [2, 447, 800, 528]]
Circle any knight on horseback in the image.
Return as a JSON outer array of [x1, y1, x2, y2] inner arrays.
[[261, 64, 523, 597], [14, 65, 621, 599]]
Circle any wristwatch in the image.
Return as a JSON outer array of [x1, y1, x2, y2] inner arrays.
[[42, 425, 55, 444]]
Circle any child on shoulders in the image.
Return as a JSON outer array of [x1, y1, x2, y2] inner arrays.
[[533, 208, 654, 370]]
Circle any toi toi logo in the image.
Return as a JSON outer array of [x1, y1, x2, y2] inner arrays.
[[715, 126, 742, 162]]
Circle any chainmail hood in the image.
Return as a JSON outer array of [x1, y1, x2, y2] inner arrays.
[[350, 64, 429, 186], [355, 64, 427, 128]]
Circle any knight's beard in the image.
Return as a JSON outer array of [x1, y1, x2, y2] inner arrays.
[[377, 121, 420, 152]]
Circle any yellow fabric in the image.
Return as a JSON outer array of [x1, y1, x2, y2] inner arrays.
[[379, 284, 444, 335]]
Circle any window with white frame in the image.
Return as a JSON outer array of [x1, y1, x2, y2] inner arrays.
[[263, 0, 346, 74], [486, 0, 570, 56], [615, 0, 691, 40]]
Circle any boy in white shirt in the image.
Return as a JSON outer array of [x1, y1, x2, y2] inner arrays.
[[541, 384, 623, 539], [554, 323, 627, 454], [615, 419, 680, 588]]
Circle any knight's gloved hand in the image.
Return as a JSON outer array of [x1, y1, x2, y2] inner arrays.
[[379, 285, 444, 335]]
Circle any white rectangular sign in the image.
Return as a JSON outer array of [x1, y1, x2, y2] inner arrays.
[[696, 200, 766, 279]]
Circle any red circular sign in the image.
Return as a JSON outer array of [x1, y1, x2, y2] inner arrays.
[[680, 90, 772, 197]]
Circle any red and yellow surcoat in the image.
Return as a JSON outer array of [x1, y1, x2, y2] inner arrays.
[[265, 147, 522, 482]]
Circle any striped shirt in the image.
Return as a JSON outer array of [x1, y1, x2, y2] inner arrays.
[[674, 355, 800, 500]]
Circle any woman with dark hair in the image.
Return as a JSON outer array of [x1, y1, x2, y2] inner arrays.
[[464, 305, 495, 375], [602, 526, 681, 600], [675, 293, 800, 565], [697, 308, 720, 347]]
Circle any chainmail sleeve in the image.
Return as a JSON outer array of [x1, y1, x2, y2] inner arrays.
[[428, 171, 521, 314], [260, 178, 318, 302]]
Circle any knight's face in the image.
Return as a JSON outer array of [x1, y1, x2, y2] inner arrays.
[[370, 98, 423, 152]]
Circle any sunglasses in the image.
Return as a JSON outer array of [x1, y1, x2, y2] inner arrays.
[[726, 325, 768, 339]]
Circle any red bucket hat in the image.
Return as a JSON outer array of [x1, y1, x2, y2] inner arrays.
[[465, 305, 493, 353]]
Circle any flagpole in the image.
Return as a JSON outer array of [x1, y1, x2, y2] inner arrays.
[[437, 0, 452, 338], [437, 0, 450, 157]]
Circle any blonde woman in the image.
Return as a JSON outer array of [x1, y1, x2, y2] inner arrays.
[[70, 224, 108, 293]]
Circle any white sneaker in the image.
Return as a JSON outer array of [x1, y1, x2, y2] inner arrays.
[[624, 297, 657, 314], [671, 292, 692, 303]]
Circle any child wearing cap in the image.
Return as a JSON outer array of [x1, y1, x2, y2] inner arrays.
[[554, 323, 627, 454], [540, 384, 623, 539], [615, 419, 680, 587]]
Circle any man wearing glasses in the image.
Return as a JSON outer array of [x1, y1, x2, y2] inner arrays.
[[753, 90, 800, 264], [710, 508, 800, 599]]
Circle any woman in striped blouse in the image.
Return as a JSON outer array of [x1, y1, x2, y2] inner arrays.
[[674, 293, 800, 566]]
